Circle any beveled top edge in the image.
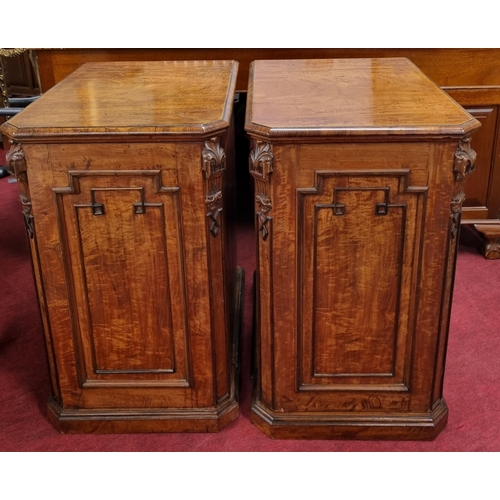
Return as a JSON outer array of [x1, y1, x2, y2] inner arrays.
[[1, 60, 239, 143], [0, 120, 232, 144], [245, 57, 481, 142], [244, 118, 481, 141]]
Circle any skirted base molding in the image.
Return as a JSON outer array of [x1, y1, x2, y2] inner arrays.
[[251, 398, 449, 440]]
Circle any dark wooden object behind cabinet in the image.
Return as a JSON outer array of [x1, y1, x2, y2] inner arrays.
[[245, 58, 481, 440], [0, 60, 243, 433]]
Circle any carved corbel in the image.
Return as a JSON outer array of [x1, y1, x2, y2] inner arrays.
[[202, 137, 226, 178], [6, 143, 34, 239], [202, 137, 226, 238], [250, 142, 274, 241], [450, 139, 477, 239], [454, 138, 477, 181], [249, 141, 273, 180]]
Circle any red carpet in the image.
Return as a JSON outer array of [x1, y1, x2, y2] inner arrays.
[[1, 147, 499, 451]]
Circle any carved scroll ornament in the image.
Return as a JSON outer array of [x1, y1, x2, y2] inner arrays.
[[450, 191, 466, 239], [6, 143, 34, 239], [6, 142, 24, 176], [205, 190, 223, 237], [450, 139, 477, 239], [256, 193, 272, 241]]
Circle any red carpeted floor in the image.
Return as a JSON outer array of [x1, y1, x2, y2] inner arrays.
[[1, 147, 499, 452]]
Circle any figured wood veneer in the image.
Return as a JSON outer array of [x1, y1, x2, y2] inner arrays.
[[246, 58, 481, 439]]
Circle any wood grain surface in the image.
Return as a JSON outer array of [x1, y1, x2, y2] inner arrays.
[[246, 58, 478, 138], [3, 60, 238, 141]]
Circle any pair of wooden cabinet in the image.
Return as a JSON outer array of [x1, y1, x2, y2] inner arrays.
[[2, 57, 480, 439]]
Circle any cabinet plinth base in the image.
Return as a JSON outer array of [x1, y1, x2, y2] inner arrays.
[[251, 399, 449, 440], [47, 397, 239, 434]]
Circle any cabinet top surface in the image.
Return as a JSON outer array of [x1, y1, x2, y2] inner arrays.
[[1, 60, 238, 141], [245, 58, 480, 139]]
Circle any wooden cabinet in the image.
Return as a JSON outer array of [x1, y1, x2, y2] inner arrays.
[[0, 60, 243, 433], [245, 58, 481, 439]]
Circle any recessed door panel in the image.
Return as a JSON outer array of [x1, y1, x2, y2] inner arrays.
[[76, 188, 174, 373], [312, 188, 403, 377], [55, 170, 190, 387], [298, 171, 427, 394]]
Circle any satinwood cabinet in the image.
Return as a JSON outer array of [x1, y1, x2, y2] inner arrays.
[[1, 60, 242, 433], [245, 58, 481, 439]]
